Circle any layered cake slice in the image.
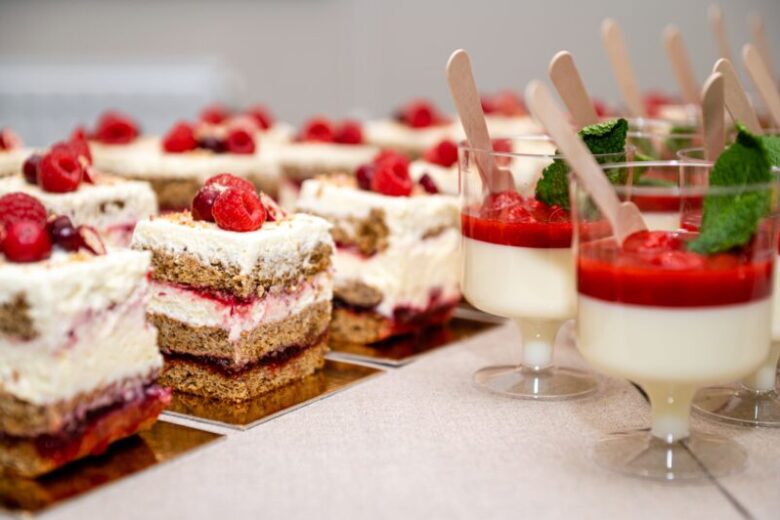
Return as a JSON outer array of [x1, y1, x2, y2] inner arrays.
[[0, 193, 168, 477], [0, 128, 29, 179], [0, 135, 157, 247], [296, 153, 461, 344], [131, 174, 334, 401], [365, 99, 453, 158]]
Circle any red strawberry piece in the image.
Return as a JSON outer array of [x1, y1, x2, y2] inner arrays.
[[3, 220, 51, 262], [22, 154, 42, 185], [0, 129, 22, 150], [38, 148, 83, 193], [94, 111, 139, 144], [0, 192, 48, 229], [371, 159, 413, 196], [481, 190, 524, 218], [423, 139, 458, 167], [205, 173, 256, 193], [200, 103, 230, 125], [48, 215, 82, 251], [258, 192, 286, 222], [334, 120, 364, 145], [505, 204, 534, 223], [650, 250, 705, 270], [300, 117, 335, 142], [225, 128, 256, 154], [246, 105, 274, 130], [623, 230, 683, 255], [76, 225, 106, 255], [212, 188, 266, 231], [480, 95, 497, 115], [191, 185, 221, 222], [162, 121, 198, 153], [355, 164, 375, 190], [400, 100, 437, 128], [546, 205, 570, 223], [418, 173, 439, 194]]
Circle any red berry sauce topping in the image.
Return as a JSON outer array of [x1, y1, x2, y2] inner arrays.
[[245, 105, 274, 130], [0, 129, 22, 150], [94, 111, 139, 145], [0, 192, 47, 229], [3, 220, 52, 263], [212, 188, 266, 232], [38, 148, 83, 193], [461, 191, 572, 248], [578, 230, 773, 307], [225, 128, 256, 154], [396, 99, 447, 128], [423, 139, 458, 168], [162, 121, 198, 153], [200, 103, 231, 125]]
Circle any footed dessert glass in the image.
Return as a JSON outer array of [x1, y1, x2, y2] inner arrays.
[[573, 160, 780, 480], [625, 117, 702, 161], [678, 147, 780, 428], [459, 136, 627, 400]]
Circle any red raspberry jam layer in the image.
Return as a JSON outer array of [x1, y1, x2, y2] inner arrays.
[[461, 192, 572, 248], [578, 230, 774, 307]]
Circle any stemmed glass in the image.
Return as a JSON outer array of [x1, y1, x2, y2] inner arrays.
[[459, 136, 627, 400], [572, 160, 780, 480], [678, 146, 780, 427]]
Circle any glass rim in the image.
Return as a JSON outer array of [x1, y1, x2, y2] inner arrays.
[[593, 160, 780, 197], [621, 116, 701, 139], [457, 135, 635, 161]]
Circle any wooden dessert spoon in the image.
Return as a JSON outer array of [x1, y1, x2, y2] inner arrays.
[[714, 58, 762, 133], [601, 18, 646, 118], [743, 44, 780, 128], [548, 51, 599, 129], [663, 25, 700, 107], [701, 72, 726, 160]]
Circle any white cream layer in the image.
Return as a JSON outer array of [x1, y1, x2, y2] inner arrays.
[[409, 160, 458, 196], [452, 115, 543, 141], [0, 174, 157, 247], [132, 212, 333, 278], [577, 295, 770, 385], [276, 142, 378, 175], [0, 148, 29, 177], [462, 237, 575, 320], [365, 120, 452, 154], [148, 270, 333, 343], [335, 228, 461, 317]]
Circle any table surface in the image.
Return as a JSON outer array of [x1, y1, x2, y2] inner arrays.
[[10, 322, 780, 520]]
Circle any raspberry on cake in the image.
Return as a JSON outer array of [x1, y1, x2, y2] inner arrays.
[[0, 141, 157, 247], [296, 157, 461, 344], [0, 194, 168, 477], [0, 128, 30, 179], [276, 116, 379, 209], [131, 174, 334, 402], [198, 102, 295, 147], [364, 99, 453, 158]]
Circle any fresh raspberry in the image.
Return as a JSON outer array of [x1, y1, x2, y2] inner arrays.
[[48, 215, 82, 251], [246, 105, 274, 130], [212, 188, 266, 231], [68, 127, 93, 165], [300, 117, 335, 142], [0, 193, 48, 229], [3, 220, 51, 262], [52, 135, 92, 168], [94, 111, 139, 144], [82, 166, 99, 184], [423, 139, 458, 167], [480, 95, 497, 115], [205, 173, 255, 193], [481, 190, 523, 218], [355, 164, 375, 190], [225, 128, 256, 154], [22, 154, 42, 185], [0, 225, 5, 254], [0, 129, 22, 150], [259, 192, 286, 222], [418, 173, 439, 194], [399, 100, 439, 128], [200, 103, 230, 125], [162, 121, 197, 153], [191, 185, 221, 222], [334, 120, 363, 144], [493, 91, 525, 116], [592, 99, 610, 117], [373, 149, 408, 168], [198, 136, 226, 153], [371, 159, 412, 196], [38, 148, 83, 193]]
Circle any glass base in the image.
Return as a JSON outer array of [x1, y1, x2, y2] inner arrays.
[[693, 387, 780, 427], [472, 365, 598, 400], [593, 430, 746, 481]]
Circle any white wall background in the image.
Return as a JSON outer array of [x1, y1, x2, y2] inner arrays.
[[0, 0, 778, 143]]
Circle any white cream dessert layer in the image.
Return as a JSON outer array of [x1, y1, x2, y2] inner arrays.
[[148, 270, 333, 344], [462, 237, 575, 320], [452, 115, 542, 141], [276, 143, 379, 175], [409, 160, 458, 196], [365, 120, 452, 154], [336, 229, 460, 316], [0, 250, 162, 405], [0, 148, 29, 177], [0, 174, 157, 245], [255, 122, 295, 146], [132, 212, 333, 278], [577, 295, 771, 385]]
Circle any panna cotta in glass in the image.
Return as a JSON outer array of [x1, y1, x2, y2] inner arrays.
[[459, 136, 628, 399], [573, 159, 779, 480]]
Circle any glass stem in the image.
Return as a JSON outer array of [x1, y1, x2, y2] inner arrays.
[[515, 317, 559, 370], [741, 343, 780, 393], [644, 383, 696, 443]]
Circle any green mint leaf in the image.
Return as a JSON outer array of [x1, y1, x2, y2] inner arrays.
[[535, 118, 628, 209], [688, 125, 772, 255], [761, 134, 780, 167]]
